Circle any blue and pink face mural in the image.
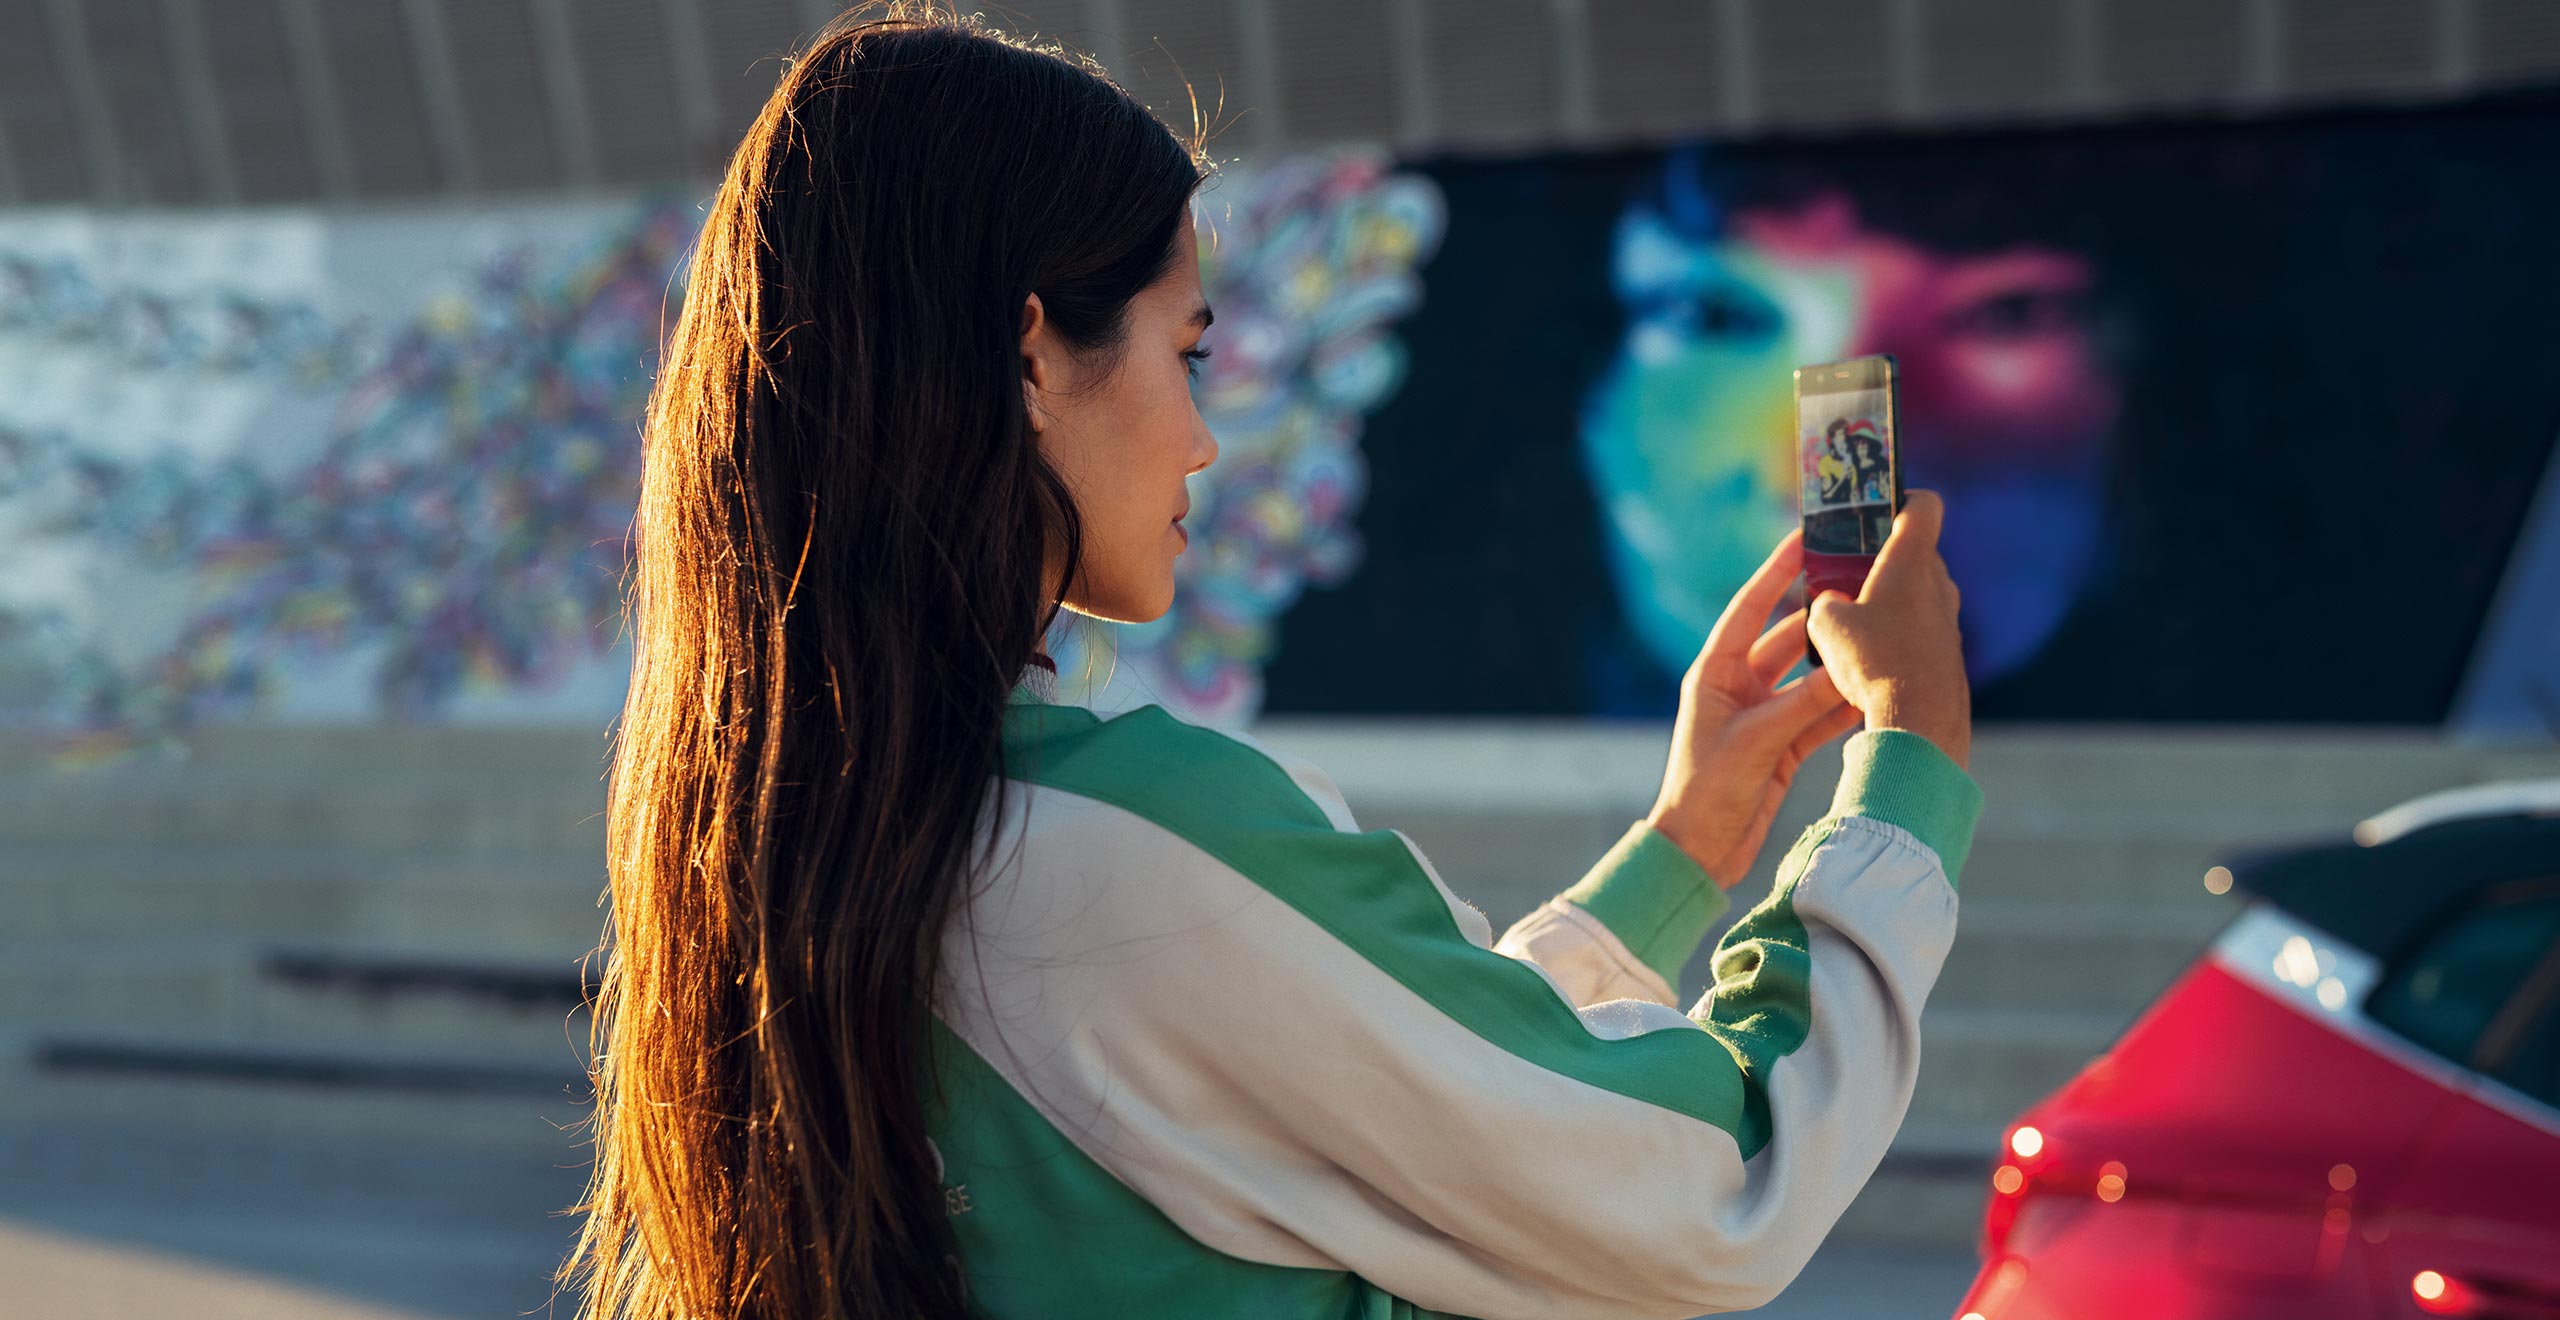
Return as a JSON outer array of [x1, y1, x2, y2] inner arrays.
[[1583, 146, 2119, 691], [1266, 99, 2560, 727]]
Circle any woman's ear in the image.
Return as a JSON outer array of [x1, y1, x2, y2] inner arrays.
[[1020, 292, 1050, 434]]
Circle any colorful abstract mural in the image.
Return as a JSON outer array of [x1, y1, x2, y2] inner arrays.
[[0, 151, 1441, 765], [0, 202, 687, 765]]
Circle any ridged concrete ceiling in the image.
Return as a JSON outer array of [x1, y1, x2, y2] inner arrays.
[[2, 0, 2556, 206]]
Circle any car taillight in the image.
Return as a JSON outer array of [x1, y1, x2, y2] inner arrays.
[[1982, 1121, 2121, 1259], [2412, 1269, 2474, 1315], [1986, 1123, 2062, 1227], [2407, 1268, 2560, 1319], [1997, 1122, 2134, 1196]]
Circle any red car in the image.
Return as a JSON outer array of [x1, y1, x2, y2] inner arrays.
[[1956, 780, 2560, 1320]]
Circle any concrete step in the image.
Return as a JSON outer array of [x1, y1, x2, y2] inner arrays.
[[1832, 1166, 1990, 1250], [0, 938, 250, 1033], [0, 1123, 590, 1240], [0, 1033, 593, 1163], [1313, 725, 2560, 939], [0, 780, 607, 854], [0, 939, 597, 1062], [1379, 799, 2325, 939], [1928, 902, 2223, 1011], [243, 946, 595, 1064], [0, 1025, 2007, 1248], [0, 842, 606, 948], [17, 722, 2554, 858], [0, 724, 615, 781], [1255, 721, 2560, 819], [5, 719, 2540, 1238], [1906, 1005, 2128, 1130], [1956, 729, 2560, 818], [0, 752, 607, 853], [1955, 828, 2285, 909]]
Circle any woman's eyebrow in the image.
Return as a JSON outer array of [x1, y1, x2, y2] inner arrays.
[[1190, 303, 1215, 329]]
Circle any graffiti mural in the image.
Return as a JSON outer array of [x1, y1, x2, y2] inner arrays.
[[1586, 149, 2117, 696], [0, 202, 685, 764], [7, 93, 2559, 752], [1262, 92, 2560, 727], [0, 152, 1441, 763]]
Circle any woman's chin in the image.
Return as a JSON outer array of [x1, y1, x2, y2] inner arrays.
[[1063, 581, 1176, 626]]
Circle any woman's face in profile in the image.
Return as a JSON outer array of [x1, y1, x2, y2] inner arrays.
[[1023, 218, 1220, 625]]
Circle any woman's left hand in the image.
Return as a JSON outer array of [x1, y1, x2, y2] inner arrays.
[[1645, 528, 1864, 890]]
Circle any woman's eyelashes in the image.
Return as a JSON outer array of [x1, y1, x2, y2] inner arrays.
[[1183, 346, 1212, 381]]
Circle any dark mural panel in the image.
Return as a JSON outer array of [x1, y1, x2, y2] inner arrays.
[[1262, 92, 2560, 724]]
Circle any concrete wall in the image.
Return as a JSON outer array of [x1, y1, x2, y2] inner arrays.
[[6, 719, 2554, 1249], [10, 0, 2560, 206]]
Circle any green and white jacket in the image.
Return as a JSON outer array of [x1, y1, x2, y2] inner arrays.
[[926, 673, 1985, 1319]]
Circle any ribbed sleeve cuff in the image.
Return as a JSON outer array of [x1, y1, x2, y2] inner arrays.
[[1559, 819, 1731, 989], [1830, 728, 1984, 887]]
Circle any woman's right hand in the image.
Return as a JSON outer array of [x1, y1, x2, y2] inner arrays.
[[1806, 489, 1972, 771]]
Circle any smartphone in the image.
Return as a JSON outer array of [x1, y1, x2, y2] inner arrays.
[[1794, 354, 1902, 669]]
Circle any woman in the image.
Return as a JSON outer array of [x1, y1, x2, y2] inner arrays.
[[1817, 419, 1856, 507], [564, 6, 1978, 1318]]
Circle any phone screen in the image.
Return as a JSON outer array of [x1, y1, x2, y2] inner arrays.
[[1794, 354, 1900, 665], [1796, 358, 1899, 557]]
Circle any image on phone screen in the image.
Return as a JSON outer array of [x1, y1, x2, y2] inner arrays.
[[1797, 384, 1897, 557]]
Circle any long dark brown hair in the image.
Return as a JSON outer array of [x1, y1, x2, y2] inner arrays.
[[562, 7, 1211, 1316]]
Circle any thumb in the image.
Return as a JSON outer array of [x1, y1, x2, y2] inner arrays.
[[1863, 488, 1943, 602]]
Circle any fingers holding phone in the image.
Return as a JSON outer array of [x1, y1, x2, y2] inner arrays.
[[1805, 489, 1971, 771]]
